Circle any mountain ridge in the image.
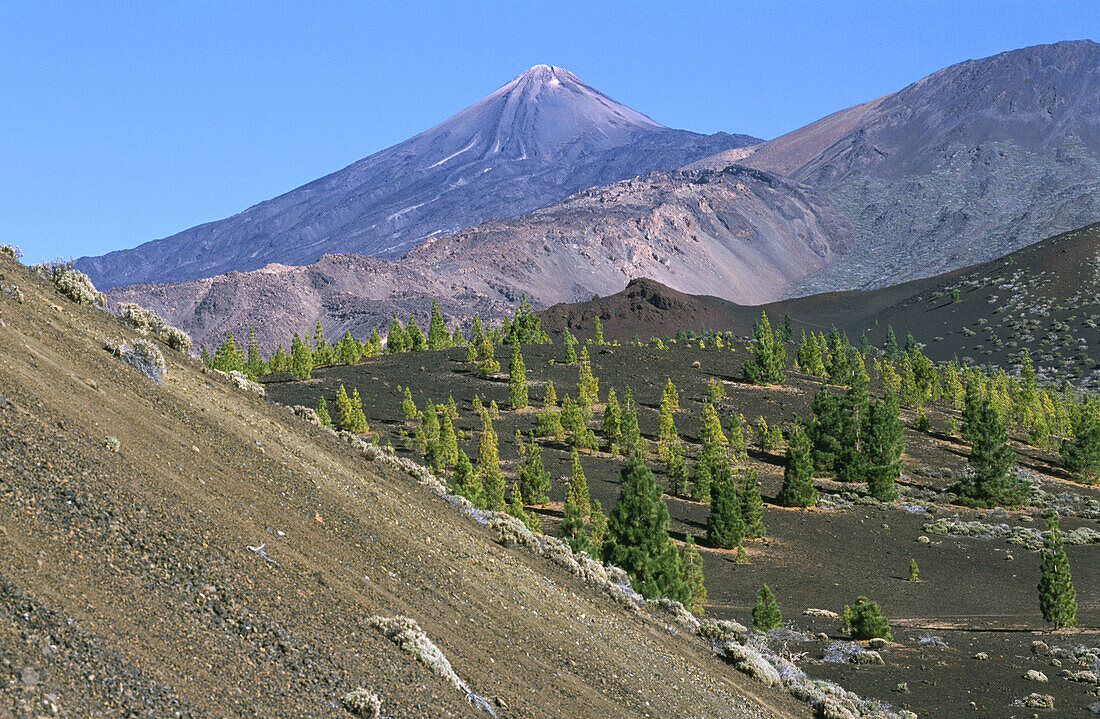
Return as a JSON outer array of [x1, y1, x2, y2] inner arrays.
[[76, 65, 759, 289]]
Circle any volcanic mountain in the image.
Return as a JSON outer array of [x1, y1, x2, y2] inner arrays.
[[692, 40, 1100, 295], [76, 65, 759, 289]]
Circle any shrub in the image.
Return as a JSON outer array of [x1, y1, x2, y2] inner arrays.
[[0, 244, 22, 259], [33, 261, 102, 306], [118, 302, 192, 352], [841, 597, 892, 640], [105, 338, 167, 383]]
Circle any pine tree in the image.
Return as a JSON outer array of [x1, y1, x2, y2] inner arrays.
[[706, 466, 744, 549], [506, 483, 531, 526], [619, 387, 643, 456], [690, 459, 712, 503], [333, 384, 354, 431], [834, 362, 871, 483], [366, 328, 383, 356], [543, 380, 558, 408], [421, 403, 443, 470], [587, 498, 608, 551], [576, 345, 598, 407], [752, 584, 782, 631], [469, 315, 485, 347], [463, 338, 478, 362], [1038, 510, 1077, 629], [212, 331, 246, 373], [656, 387, 679, 462], [908, 558, 919, 582], [562, 328, 577, 363], [699, 401, 728, 474], [386, 316, 408, 353], [739, 469, 765, 538], [267, 344, 286, 372], [662, 378, 680, 412], [680, 536, 707, 615], [406, 314, 425, 351], [728, 414, 748, 463], [1063, 408, 1100, 483], [782, 312, 794, 342], [508, 343, 529, 410], [904, 331, 917, 355], [316, 396, 333, 428], [313, 321, 335, 366], [884, 325, 900, 359], [451, 326, 465, 347], [518, 436, 552, 504], [200, 346, 212, 367], [864, 394, 904, 501], [743, 311, 786, 385], [427, 299, 450, 350], [561, 498, 590, 555], [601, 454, 689, 603], [246, 327, 264, 378], [400, 386, 418, 425], [809, 387, 842, 475], [958, 390, 1026, 507], [477, 415, 505, 511], [450, 450, 483, 508], [593, 316, 605, 345], [842, 597, 892, 640], [778, 423, 818, 507], [566, 447, 591, 516], [797, 329, 825, 376], [348, 389, 369, 433], [289, 331, 314, 380], [439, 411, 458, 468], [602, 388, 622, 452], [666, 442, 688, 496]]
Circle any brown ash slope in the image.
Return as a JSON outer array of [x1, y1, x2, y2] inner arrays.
[[75, 65, 758, 289], [0, 251, 812, 716], [693, 40, 1100, 295], [107, 164, 849, 351], [538, 222, 1100, 387]]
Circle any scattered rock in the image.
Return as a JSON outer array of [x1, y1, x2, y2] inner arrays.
[[1032, 640, 1051, 656], [852, 650, 884, 665], [718, 643, 781, 687], [19, 666, 39, 688], [868, 637, 887, 650], [1024, 669, 1048, 682], [1087, 700, 1100, 714], [974, 652, 989, 661], [917, 535, 930, 544], [1067, 671, 1098, 684], [340, 688, 382, 718], [1023, 692, 1055, 709], [803, 608, 839, 619]]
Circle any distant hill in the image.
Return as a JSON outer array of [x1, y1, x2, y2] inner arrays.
[[106, 164, 850, 351], [693, 40, 1100, 295], [538, 222, 1100, 389], [76, 65, 758, 289]]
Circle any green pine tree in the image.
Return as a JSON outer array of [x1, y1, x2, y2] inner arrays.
[[313, 321, 335, 366], [477, 415, 505, 511], [602, 388, 622, 451], [450, 450, 483, 508], [619, 387, 643, 456], [706, 466, 744, 549], [561, 497, 590, 555], [333, 384, 354, 431], [690, 459, 712, 503], [752, 584, 782, 631], [562, 328, 577, 363], [809, 387, 842, 475], [842, 597, 892, 640], [316, 395, 333, 428], [1038, 510, 1077, 629], [593, 316, 605, 345], [518, 436, 552, 504], [406, 314, 425, 351], [566, 447, 591, 516], [666, 442, 688, 496], [743, 311, 786, 385], [386, 315, 408, 353], [246, 327, 264, 378], [290, 331, 313, 380], [508, 343, 529, 410], [739, 469, 765, 538], [908, 558, 919, 582], [427, 299, 450, 350], [884, 325, 900, 359], [439, 411, 458, 468], [680, 536, 707, 615], [200, 346, 212, 367], [958, 390, 1027, 507], [587, 498, 608, 551], [1063, 408, 1100, 483], [212, 331, 246, 373], [864, 393, 904, 501], [777, 423, 818, 507], [601, 454, 689, 603]]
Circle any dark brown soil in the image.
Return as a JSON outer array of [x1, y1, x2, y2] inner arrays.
[[266, 341, 1100, 718], [0, 254, 810, 718]]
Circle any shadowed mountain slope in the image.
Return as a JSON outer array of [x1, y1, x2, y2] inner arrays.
[[76, 65, 758, 289]]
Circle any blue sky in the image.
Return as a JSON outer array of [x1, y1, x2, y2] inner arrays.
[[3, 0, 1097, 263]]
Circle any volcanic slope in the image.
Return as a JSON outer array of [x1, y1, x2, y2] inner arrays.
[[0, 255, 818, 717], [106, 163, 850, 352], [75, 64, 759, 289], [538, 222, 1100, 389], [693, 40, 1100, 294]]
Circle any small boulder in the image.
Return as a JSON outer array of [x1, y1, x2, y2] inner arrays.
[[1024, 669, 1049, 682], [1031, 640, 1050, 656], [1023, 693, 1055, 709], [853, 650, 884, 665], [868, 637, 888, 650], [974, 652, 989, 661]]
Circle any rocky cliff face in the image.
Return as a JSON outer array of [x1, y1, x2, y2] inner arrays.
[[76, 65, 758, 289]]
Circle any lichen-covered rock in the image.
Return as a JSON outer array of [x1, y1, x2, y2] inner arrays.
[[105, 338, 167, 383], [1023, 692, 1055, 709], [868, 637, 888, 650], [803, 608, 840, 619], [719, 642, 781, 687], [852, 650, 884, 665], [1031, 640, 1051, 655], [974, 652, 989, 661], [1024, 669, 1048, 682], [340, 688, 382, 718]]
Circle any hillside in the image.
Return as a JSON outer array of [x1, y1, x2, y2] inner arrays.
[[538, 222, 1100, 389], [0, 253, 812, 716], [694, 40, 1100, 294], [75, 65, 758, 289], [107, 164, 850, 351]]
